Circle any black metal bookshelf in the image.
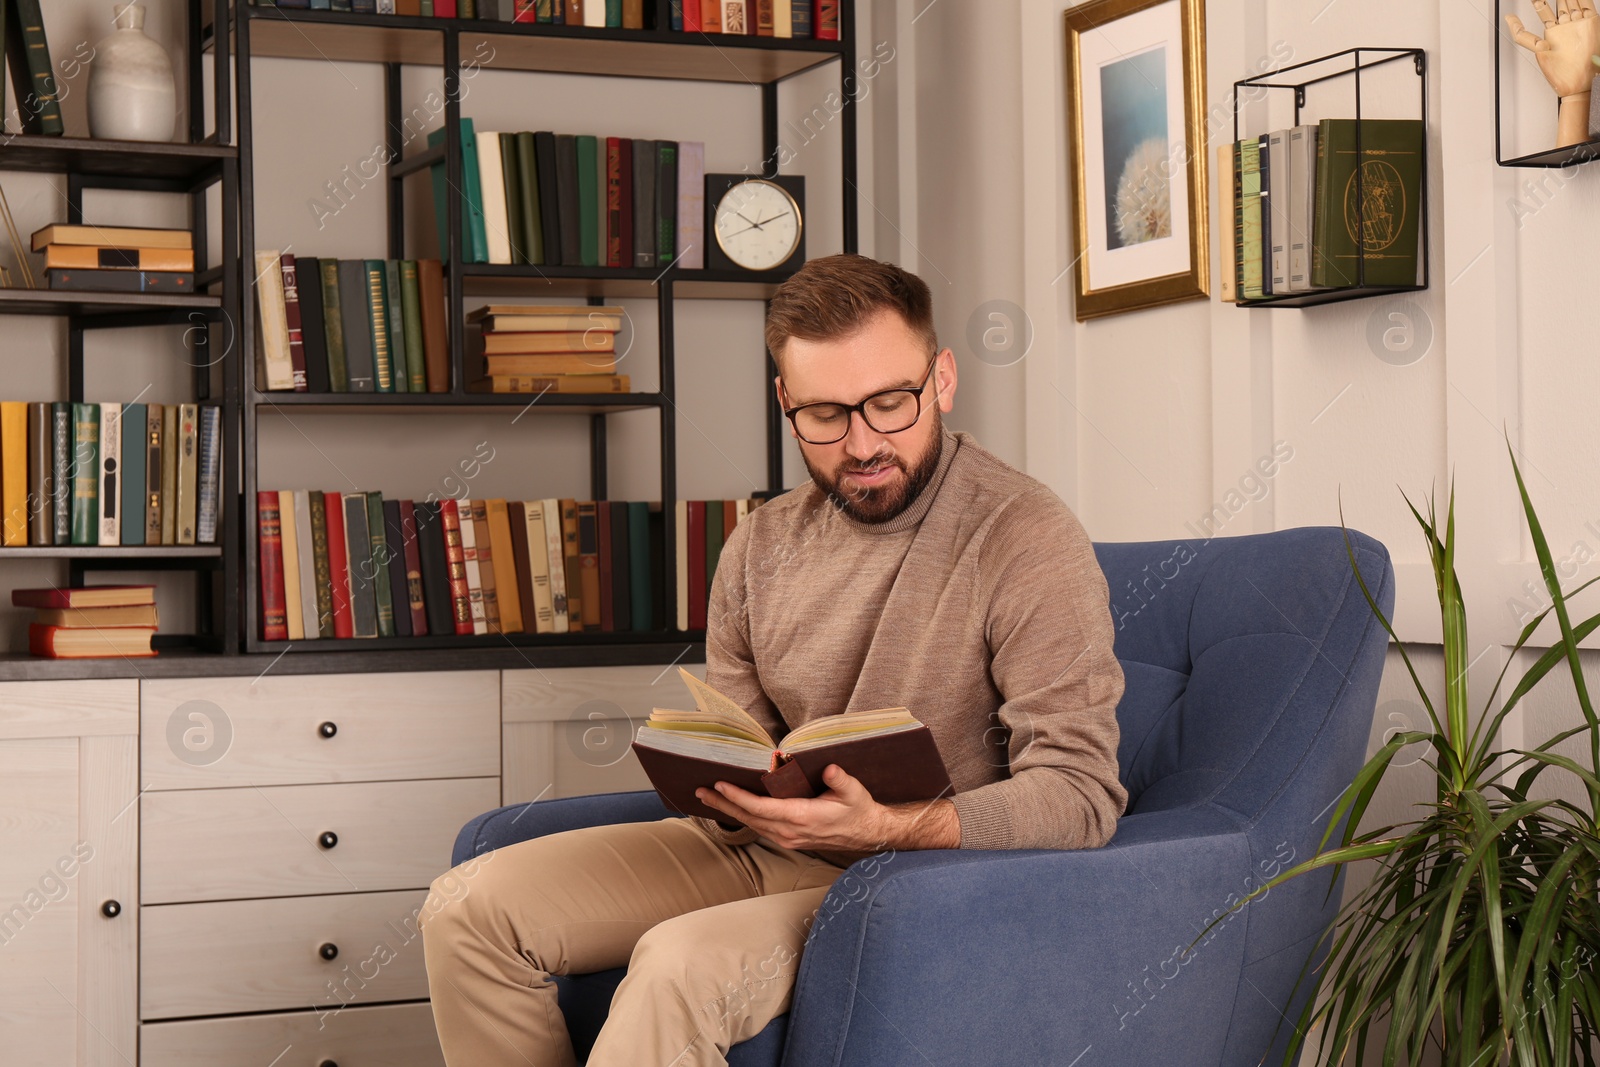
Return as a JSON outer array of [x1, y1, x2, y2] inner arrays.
[[1231, 47, 1429, 309], [225, 1, 859, 657], [0, 0, 241, 668]]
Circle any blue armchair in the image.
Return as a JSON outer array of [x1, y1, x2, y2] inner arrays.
[[451, 526, 1395, 1066]]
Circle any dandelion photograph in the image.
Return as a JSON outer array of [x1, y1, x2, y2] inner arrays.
[[1064, 0, 1209, 319]]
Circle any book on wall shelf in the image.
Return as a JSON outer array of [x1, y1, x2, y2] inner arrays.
[[29, 224, 196, 294], [247, 0, 843, 39], [428, 120, 706, 272], [254, 490, 764, 642], [631, 668, 951, 822], [1219, 117, 1424, 307]]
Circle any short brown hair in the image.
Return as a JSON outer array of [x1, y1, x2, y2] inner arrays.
[[764, 253, 937, 373]]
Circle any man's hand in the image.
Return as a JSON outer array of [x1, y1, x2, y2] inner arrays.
[[695, 765, 961, 852], [1506, 0, 1600, 147]]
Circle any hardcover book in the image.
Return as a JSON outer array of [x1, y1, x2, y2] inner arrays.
[[1311, 118, 1424, 289], [630, 669, 952, 822]]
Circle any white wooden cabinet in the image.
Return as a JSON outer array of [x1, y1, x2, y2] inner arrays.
[[3, 663, 681, 1065], [0, 679, 139, 1067]]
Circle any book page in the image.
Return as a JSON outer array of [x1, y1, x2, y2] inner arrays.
[[674, 667, 776, 746], [781, 709, 919, 750]]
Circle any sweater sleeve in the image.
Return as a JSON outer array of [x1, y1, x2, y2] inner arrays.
[[950, 488, 1128, 850], [694, 517, 790, 847]]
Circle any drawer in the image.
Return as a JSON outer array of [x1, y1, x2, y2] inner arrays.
[[142, 777, 500, 904], [141, 890, 430, 1020], [140, 672, 499, 789], [140, 1001, 444, 1067]]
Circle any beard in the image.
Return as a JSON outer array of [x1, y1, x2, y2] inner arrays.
[[805, 410, 945, 524]]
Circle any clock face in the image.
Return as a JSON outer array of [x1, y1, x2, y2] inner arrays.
[[712, 180, 802, 271]]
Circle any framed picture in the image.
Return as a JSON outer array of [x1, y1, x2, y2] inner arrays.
[[1064, 0, 1208, 320]]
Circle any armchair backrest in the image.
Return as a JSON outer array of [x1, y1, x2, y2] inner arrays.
[[1093, 526, 1394, 838]]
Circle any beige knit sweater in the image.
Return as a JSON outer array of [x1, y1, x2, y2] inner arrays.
[[696, 428, 1127, 865]]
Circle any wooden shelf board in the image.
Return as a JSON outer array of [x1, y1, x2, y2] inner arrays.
[[254, 391, 662, 414], [0, 545, 222, 559], [0, 640, 706, 680], [228, 9, 842, 84], [0, 134, 235, 180], [0, 288, 222, 316], [456, 264, 791, 300]]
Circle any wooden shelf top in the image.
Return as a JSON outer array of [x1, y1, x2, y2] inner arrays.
[[454, 262, 794, 300], [0, 134, 235, 180], [0, 545, 222, 559], [0, 288, 223, 317], [0, 639, 707, 681], [227, 8, 844, 84], [254, 390, 664, 413]]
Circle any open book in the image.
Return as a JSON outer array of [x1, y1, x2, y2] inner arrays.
[[630, 668, 953, 822]]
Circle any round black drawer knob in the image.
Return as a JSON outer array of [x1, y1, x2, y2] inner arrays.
[[100, 900, 121, 919], [319, 942, 339, 961], [318, 831, 338, 850], [318, 721, 338, 739]]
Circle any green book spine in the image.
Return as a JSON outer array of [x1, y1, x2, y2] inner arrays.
[[366, 491, 395, 638], [69, 403, 98, 545], [363, 259, 394, 393], [606, 0, 621, 25], [1232, 140, 1244, 300], [384, 260, 407, 393], [575, 134, 599, 267], [399, 261, 427, 393], [8, 0, 63, 136], [627, 501, 650, 633], [1238, 139, 1263, 300], [515, 132, 544, 265], [655, 140, 677, 262], [309, 491, 335, 638], [461, 118, 489, 264], [498, 132, 523, 265], [422, 0, 434, 12], [319, 259, 348, 391], [1311, 118, 1424, 289], [703, 498, 723, 599], [120, 403, 146, 546]]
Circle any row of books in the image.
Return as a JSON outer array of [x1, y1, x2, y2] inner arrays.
[[466, 304, 631, 394], [1218, 118, 1424, 302], [32, 224, 197, 294], [0, 402, 220, 549], [430, 119, 705, 270], [12, 585, 158, 660], [255, 0, 842, 39], [254, 255, 450, 393], [256, 493, 763, 640]]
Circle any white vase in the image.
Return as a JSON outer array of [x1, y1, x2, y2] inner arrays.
[[88, 2, 177, 142]]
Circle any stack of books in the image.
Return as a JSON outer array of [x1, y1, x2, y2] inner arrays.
[[430, 120, 704, 271], [253, 254, 449, 393], [256, 493, 764, 640], [466, 304, 628, 394], [1218, 118, 1424, 303], [14, 585, 159, 660], [256, 0, 842, 39], [0, 400, 220, 548], [34, 225, 195, 294]]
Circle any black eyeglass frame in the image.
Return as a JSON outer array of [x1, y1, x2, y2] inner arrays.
[[779, 354, 941, 445]]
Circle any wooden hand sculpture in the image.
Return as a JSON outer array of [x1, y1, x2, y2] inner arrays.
[[1506, 0, 1600, 148]]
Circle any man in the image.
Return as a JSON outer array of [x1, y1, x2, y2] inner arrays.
[[419, 253, 1127, 1066]]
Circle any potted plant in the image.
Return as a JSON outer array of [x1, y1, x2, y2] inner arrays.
[[1228, 437, 1600, 1066]]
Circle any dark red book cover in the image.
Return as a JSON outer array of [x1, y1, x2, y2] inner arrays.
[[618, 138, 633, 273], [279, 255, 309, 392], [684, 0, 701, 30], [755, 0, 773, 34], [513, 0, 538, 21], [596, 500, 615, 632], [814, 0, 839, 39], [441, 499, 474, 635], [257, 491, 288, 641], [400, 499, 428, 636], [724, 499, 737, 538], [577, 501, 601, 630], [435, 0, 457, 14], [605, 137, 624, 268], [687, 499, 706, 630], [29, 624, 157, 659], [322, 491, 355, 639]]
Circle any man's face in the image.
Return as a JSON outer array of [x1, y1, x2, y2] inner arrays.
[[775, 309, 958, 524]]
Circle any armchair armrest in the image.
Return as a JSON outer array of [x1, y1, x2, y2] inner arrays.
[[781, 807, 1288, 1067], [451, 789, 678, 866]]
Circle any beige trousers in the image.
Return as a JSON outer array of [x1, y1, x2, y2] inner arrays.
[[418, 815, 850, 1067]]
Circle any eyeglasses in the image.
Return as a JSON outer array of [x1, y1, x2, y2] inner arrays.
[[781, 355, 939, 445]]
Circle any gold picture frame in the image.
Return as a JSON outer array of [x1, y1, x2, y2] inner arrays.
[[1064, 0, 1208, 320]]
